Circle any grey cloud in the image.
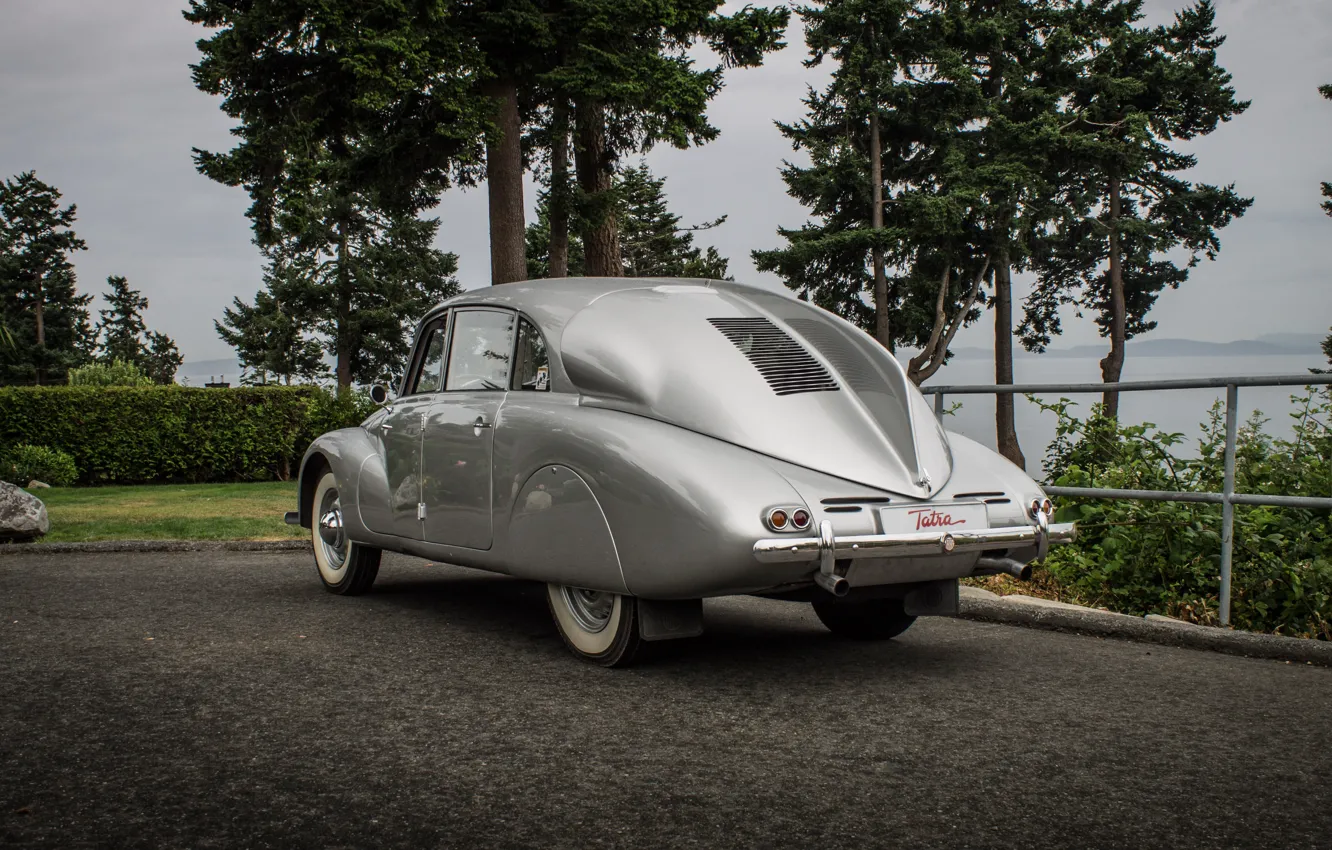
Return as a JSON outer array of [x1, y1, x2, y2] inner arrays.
[[1, 0, 1329, 364]]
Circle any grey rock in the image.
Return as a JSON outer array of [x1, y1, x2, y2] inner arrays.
[[26, 480, 51, 489], [0, 481, 49, 541]]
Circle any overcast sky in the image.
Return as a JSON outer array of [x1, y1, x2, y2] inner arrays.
[[1, 0, 1329, 364]]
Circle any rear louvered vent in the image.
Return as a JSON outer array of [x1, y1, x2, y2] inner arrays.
[[708, 317, 839, 396]]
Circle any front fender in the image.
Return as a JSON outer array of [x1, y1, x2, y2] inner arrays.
[[297, 427, 383, 533]]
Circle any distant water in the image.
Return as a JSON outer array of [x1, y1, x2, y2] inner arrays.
[[916, 354, 1323, 476]]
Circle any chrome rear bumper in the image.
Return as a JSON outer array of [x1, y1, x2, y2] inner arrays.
[[753, 519, 1077, 569]]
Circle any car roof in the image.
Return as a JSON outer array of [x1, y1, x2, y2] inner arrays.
[[420, 277, 782, 341]]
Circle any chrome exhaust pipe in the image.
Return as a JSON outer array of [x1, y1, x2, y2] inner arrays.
[[975, 556, 1033, 582], [814, 571, 850, 597]]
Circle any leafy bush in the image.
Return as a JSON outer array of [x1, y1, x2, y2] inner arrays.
[[0, 385, 374, 486], [68, 359, 154, 387], [0, 444, 78, 487], [1038, 390, 1332, 640]]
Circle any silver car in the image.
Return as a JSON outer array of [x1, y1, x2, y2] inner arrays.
[[291, 278, 1074, 666]]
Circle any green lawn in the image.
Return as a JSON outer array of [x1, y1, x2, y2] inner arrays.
[[33, 481, 304, 543]]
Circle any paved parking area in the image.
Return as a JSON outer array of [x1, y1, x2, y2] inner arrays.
[[2, 550, 1330, 849]]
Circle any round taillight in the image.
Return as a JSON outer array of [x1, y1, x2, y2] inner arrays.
[[1042, 498, 1054, 516], [769, 509, 789, 530], [1030, 498, 1043, 519], [792, 509, 811, 530]]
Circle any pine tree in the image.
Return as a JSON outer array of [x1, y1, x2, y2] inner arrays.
[[753, 0, 1082, 465], [0, 171, 93, 385], [92, 275, 182, 384], [526, 162, 730, 279], [218, 182, 461, 389], [1021, 0, 1251, 418], [540, 1, 788, 276], [97, 276, 148, 365]]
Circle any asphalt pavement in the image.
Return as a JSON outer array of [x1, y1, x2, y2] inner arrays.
[[2, 550, 1330, 849]]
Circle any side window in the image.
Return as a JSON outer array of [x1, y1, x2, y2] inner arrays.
[[409, 323, 448, 395], [445, 310, 515, 391], [511, 318, 550, 392]]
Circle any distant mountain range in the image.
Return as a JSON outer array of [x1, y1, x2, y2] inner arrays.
[[178, 332, 1325, 383], [946, 333, 1325, 361]]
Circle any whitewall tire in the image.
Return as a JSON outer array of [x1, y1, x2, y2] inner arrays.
[[311, 470, 381, 596], [546, 584, 642, 667]]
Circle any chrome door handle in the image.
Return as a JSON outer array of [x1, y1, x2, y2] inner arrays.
[[473, 416, 492, 437], [379, 422, 393, 432]]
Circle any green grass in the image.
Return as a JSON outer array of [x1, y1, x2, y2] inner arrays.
[[32, 481, 304, 543]]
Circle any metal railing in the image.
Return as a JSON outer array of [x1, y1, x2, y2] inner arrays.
[[922, 374, 1332, 626]]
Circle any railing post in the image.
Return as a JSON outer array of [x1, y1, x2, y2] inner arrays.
[[1219, 383, 1238, 626], [933, 391, 944, 422]]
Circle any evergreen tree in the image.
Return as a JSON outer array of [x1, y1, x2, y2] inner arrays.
[[0, 171, 93, 385], [92, 275, 182, 384], [526, 162, 730, 279], [539, 1, 788, 276], [97, 276, 148, 365], [1021, 0, 1251, 418], [753, 0, 1083, 465], [215, 273, 328, 386], [218, 182, 461, 389]]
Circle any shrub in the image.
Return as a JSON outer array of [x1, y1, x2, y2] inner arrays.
[[0, 385, 374, 486], [1037, 391, 1332, 640], [0, 444, 78, 487], [68, 360, 154, 387]]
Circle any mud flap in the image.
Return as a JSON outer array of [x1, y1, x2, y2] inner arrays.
[[638, 598, 704, 641], [903, 579, 960, 617]]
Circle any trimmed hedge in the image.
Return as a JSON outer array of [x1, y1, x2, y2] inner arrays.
[[0, 386, 375, 485]]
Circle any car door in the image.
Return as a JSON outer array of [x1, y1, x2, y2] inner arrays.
[[361, 317, 449, 540], [420, 308, 516, 549]]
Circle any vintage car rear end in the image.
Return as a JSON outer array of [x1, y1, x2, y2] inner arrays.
[[546, 280, 1073, 600]]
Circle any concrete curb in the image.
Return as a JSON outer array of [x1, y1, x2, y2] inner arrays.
[[0, 539, 310, 555], [957, 588, 1332, 667]]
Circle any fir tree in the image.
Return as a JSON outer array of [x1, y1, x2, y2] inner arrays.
[[92, 275, 182, 384], [0, 171, 93, 385], [97, 276, 148, 365], [526, 162, 730, 279], [1021, 0, 1251, 418]]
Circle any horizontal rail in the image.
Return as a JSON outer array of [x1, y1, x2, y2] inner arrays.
[[1044, 486, 1332, 510], [925, 375, 1331, 626], [923, 374, 1332, 396]]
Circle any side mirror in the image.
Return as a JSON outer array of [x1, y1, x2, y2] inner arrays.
[[369, 384, 392, 406]]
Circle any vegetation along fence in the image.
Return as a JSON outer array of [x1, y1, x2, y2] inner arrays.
[[923, 375, 1332, 626]]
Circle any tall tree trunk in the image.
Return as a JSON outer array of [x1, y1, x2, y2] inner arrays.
[[1100, 173, 1126, 418], [869, 103, 889, 350], [485, 80, 527, 285], [994, 253, 1026, 469], [548, 99, 571, 279], [574, 99, 620, 276], [33, 278, 45, 386], [335, 218, 352, 395]]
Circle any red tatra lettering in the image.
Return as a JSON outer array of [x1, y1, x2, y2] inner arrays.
[[907, 508, 967, 531]]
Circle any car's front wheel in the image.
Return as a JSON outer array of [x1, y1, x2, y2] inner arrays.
[[311, 470, 381, 595], [812, 597, 917, 640], [546, 584, 642, 667]]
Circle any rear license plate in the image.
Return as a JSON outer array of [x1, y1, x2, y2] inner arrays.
[[879, 502, 989, 535]]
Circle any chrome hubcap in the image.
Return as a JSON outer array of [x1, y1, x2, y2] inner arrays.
[[561, 587, 614, 634], [317, 489, 347, 570]]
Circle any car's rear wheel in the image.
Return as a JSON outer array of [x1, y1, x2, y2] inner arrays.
[[546, 584, 642, 667], [812, 597, 917, 640], [311, 470, 381, 595]]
